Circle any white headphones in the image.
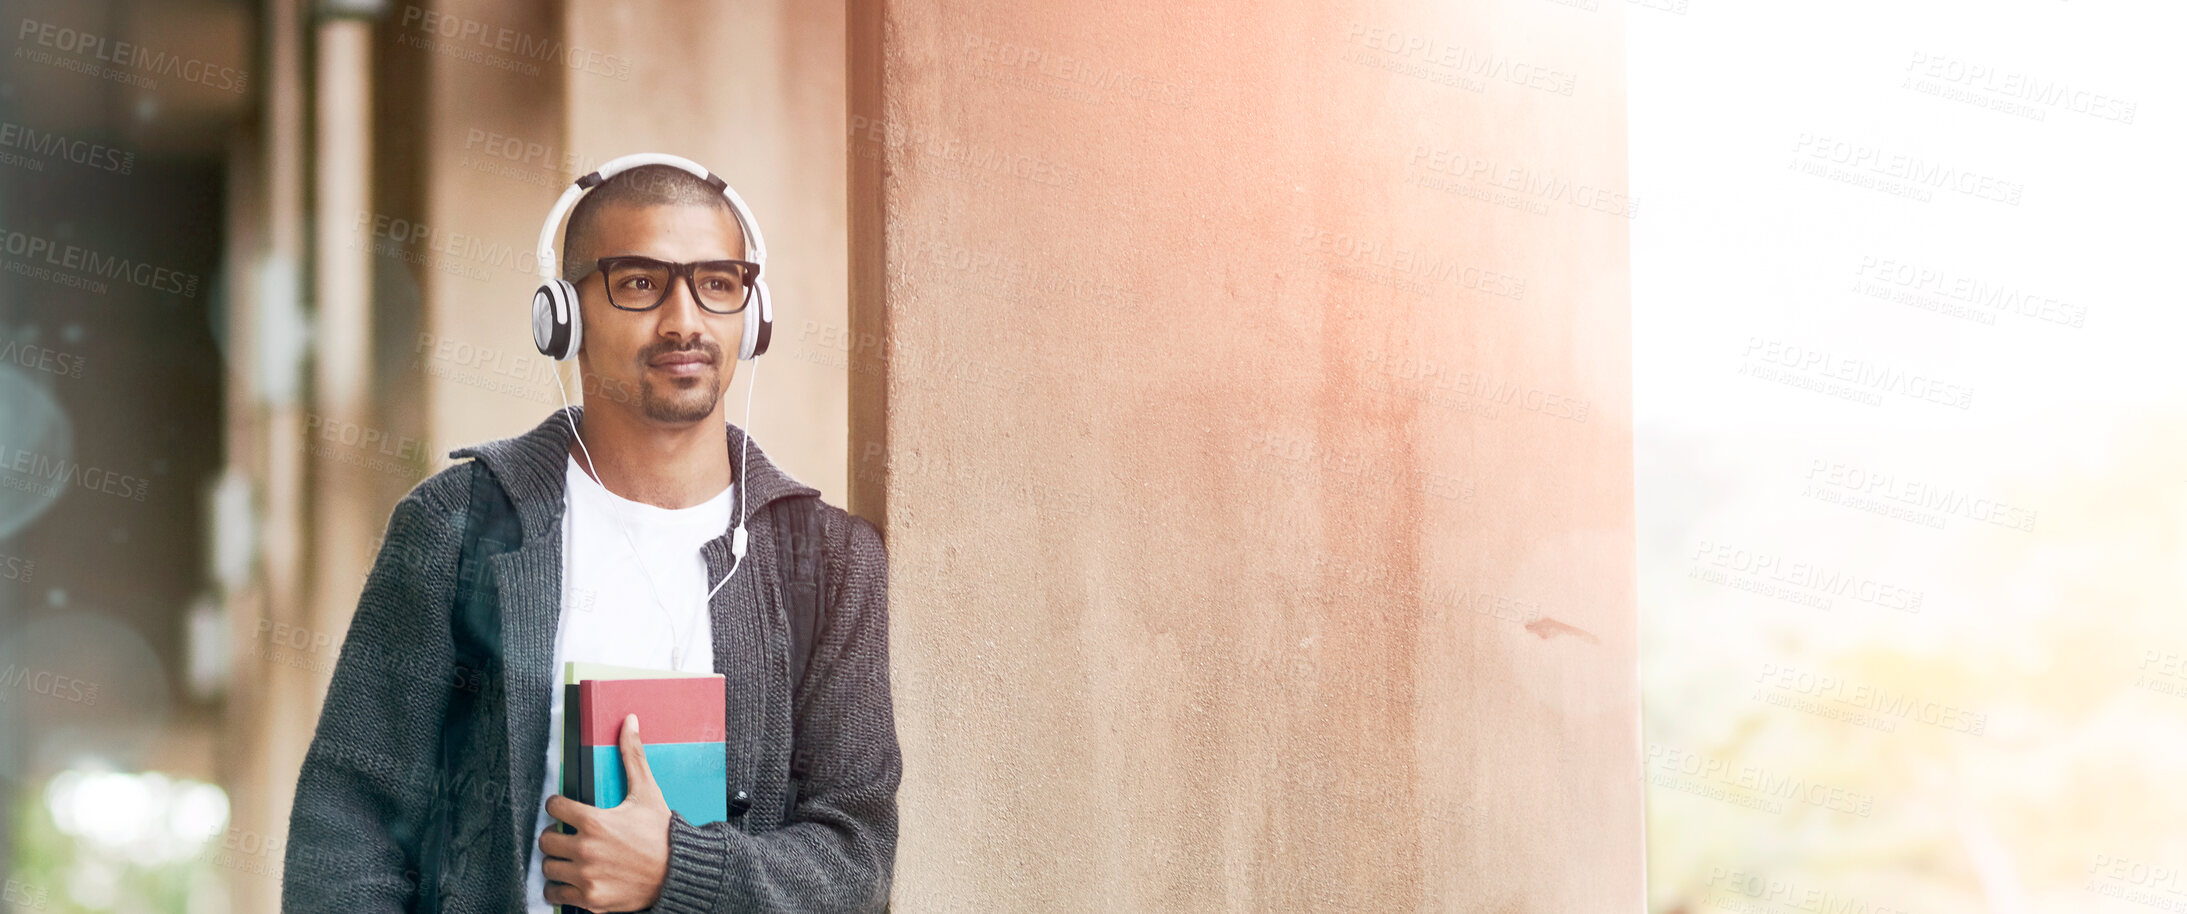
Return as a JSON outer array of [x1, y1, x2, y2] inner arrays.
[[530, 152, 775, 362]]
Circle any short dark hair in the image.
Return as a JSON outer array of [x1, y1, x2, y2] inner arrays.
[[560, 164, 740, 282]]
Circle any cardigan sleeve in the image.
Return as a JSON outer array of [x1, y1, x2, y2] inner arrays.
[[282, 471, 470, 912]]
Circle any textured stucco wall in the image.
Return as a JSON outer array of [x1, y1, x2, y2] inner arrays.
[[851, 3, 1640, 911]]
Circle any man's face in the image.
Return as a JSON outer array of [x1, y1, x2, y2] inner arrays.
[[574, 201, 746, 425]]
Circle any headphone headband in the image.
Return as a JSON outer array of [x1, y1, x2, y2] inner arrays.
[[534, 152, 769, 281]]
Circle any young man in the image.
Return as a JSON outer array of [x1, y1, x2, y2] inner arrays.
[[282, 163, 900, 913]]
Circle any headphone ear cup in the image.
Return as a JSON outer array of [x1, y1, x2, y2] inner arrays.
[[740, 279, 772, 361], [532, 279, 582, 360], [564, 289, 583, 360]]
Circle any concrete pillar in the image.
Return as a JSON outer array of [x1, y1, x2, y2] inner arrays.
[[850, 4, 1641, 911], [226, 0, 311, 910], [302, 10, 376, 789], [412, 0, 570, 451]]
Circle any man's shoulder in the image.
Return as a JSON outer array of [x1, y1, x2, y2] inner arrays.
[[360, 460, 517, 590], [785, 497, 888, 617], [774, 491, 883, 564], [406, 458, 486, 515], [783, 494, 886, 567], [372, 460, 487, 551], [818, 496, 884, 542]]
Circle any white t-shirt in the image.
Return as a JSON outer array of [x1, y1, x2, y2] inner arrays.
[[525, 455, 732, 914]]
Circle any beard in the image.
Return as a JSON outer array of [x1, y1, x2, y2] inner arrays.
[[636, 338, 726, 423]]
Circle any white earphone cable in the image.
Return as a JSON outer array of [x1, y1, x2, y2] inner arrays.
[[713, 352, 757, 602], [552, 353, 754, 668]]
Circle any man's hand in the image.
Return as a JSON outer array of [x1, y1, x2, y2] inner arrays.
[[540, 713, 672, 912]]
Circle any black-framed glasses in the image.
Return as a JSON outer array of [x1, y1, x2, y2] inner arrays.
[[594, 256, 760, 315]]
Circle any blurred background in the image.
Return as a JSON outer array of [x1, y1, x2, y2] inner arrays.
[[0, 0, 2177, 912], [1632, 3, 2187, 914], [0, 0, 855, 910]]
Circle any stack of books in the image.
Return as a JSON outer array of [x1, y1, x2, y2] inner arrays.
[[558, 661, 729, 914]]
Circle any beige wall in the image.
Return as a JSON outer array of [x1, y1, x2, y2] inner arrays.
[[851, 3, 1641, 911]]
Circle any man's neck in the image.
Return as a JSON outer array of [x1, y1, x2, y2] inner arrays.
[[568, 407, 734, 510]]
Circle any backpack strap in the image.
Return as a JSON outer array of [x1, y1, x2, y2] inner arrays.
[[771, 494, 830, 697], [452, 460, 519, 667], [770, 494, 830, 814], [419, 461, 520, 914]]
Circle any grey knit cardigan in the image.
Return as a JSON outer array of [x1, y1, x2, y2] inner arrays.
[[281, 407, 899, 912]]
